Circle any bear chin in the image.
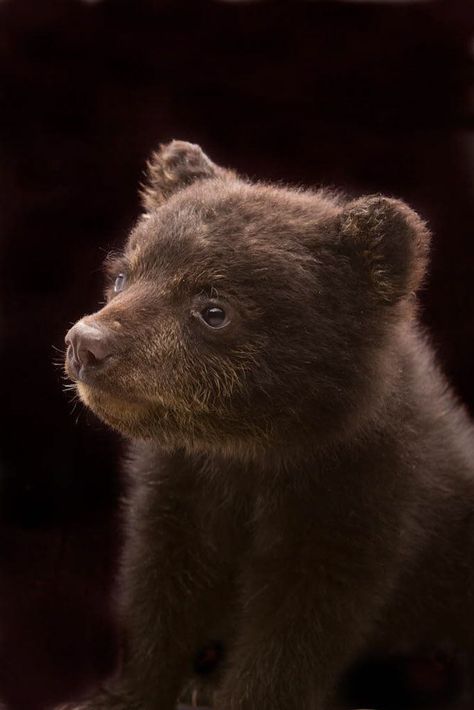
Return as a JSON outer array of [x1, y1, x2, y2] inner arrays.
[[76, 382, 157, 438]]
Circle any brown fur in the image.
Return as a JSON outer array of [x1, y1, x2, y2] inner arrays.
[[63, 141, 474, 709]]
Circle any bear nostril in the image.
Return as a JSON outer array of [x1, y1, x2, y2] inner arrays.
[[65, 321, 113, 373], [77, 346, 101, 369]]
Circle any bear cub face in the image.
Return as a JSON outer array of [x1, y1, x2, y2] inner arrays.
[[65, 141, 429, 455]]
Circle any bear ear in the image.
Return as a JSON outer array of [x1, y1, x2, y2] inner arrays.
[[339, 196, 430, 304], [140, 140, 234, 211]]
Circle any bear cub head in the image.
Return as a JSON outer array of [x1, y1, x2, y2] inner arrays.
[[65, 141, 429, 456]]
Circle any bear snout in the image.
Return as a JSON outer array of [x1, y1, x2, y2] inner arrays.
[[65, 319, 115, 382]]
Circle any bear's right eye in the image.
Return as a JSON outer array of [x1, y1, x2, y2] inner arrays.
[[114, 273, 127, 293]]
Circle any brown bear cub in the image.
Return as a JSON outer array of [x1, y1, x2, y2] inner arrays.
[[64, 141, 474, 709]]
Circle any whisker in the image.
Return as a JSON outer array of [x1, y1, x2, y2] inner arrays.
[[74, 407, 84, 426]]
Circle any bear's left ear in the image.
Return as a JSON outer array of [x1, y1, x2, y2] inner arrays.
[[339, 196, 430, 304], [140, 140, 234, 212]]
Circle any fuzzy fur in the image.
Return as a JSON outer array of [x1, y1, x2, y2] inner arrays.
[[63, 141, 474, 709]]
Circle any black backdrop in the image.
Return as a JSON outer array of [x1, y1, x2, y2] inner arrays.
[[0, 1, 473, 708]]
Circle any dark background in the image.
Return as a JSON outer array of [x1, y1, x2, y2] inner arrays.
[[0, 0, 473, 708]]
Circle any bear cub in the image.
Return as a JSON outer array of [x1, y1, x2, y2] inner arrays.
[[64, 141, 474, 709]]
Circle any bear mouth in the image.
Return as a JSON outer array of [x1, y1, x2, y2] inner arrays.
[[65, 349, 152, 406]]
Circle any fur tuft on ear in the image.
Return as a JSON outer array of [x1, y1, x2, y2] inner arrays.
[[340, 196, 430, 304], [140, 140, 234, 211]]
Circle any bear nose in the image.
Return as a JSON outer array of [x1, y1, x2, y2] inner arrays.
[[65, 320, 113, 373]]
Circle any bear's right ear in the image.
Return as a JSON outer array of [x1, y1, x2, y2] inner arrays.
[[140, 140, 234, 212], [338, 196, 430, 305]]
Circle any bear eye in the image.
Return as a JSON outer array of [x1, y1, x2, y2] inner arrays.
[[200, 306, 228, 329], [114, 273, 126, 293]]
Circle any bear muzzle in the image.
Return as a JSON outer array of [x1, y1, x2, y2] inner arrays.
[[65, 319, 115, 383]]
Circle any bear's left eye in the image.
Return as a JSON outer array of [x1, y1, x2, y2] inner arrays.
[[201, 306, 228, 329], [114, 273, 127, 293]]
